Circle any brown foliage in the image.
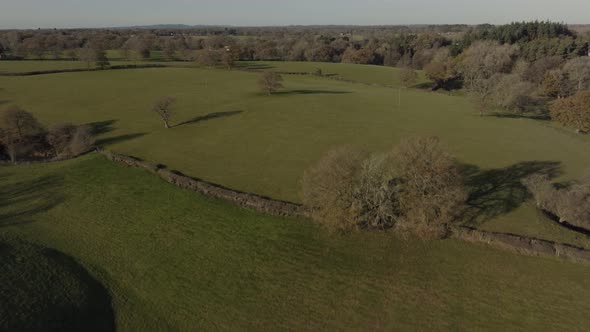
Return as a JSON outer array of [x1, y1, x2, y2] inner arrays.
[[393, 136, 468, 237], [523, 173, 590, 230], [549, 90, 590, 133], [302, 137, 467, 237], [47, 123, 94, 158]]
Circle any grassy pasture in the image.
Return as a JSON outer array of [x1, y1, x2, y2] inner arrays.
[[2, 155, 590, 331], [236, 60, 431, 87], [1, 65, 589, 246]]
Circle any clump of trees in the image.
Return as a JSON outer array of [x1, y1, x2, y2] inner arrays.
[[549, 90, 590, 133], [258, 71, 283, 95], [523, 173, 590, 231], [0, 107, 95, 163], [301, 137, 467, 237]]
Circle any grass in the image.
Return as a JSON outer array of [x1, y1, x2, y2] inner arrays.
[[0, 237, 115, 331], [1, 65, 590, 246], [236, 60, 430, 87], [2, 155, 590, 330]]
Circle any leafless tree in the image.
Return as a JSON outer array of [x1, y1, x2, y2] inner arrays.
[[0, 107, 44, 163], [258, 71, 283, 95], [152, 96, 176, 129]]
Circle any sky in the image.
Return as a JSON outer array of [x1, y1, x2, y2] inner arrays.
[[1, 0, 589, 29]]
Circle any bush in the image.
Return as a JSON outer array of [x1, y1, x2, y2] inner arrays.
[[393, 136, 468, 237], [302, 137, 467, 237], [549, 90, 590, 133], [47, 124, 94, 158], [523, 173, 590, 230], [301, 146, 372, 232], [68, 125, 95, 156], [47, 123, 77, 156]]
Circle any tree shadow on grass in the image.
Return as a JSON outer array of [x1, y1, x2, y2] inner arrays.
[[95, 133, 147, 147], [460, 161, 561, 227], [86, 119, 118, 135], [0, 239, 115, 331], [235, 62, 275, 70], [0, 174, 64, 227], [488, 111, 551, 121], [272, 89, 352, 96], [175, 110, 243, 127]]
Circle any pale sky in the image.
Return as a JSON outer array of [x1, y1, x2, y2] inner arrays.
[[1, 0, 589, 29]]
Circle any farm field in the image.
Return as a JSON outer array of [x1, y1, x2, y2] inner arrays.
[[1, 64, 590, 248], [2, 155, 590, 331]]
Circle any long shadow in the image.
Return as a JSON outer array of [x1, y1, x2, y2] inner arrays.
[[0, 100, 10, 106], [460, 161, 561, 227], [86, 119, 117, 135], [489, 111, 551, 121], [235, 62, 275, 70], [176, 110, 243, 127], [95, 133, 147, 147], [272, 89, 352, 95], [0, 174, 64, 227], [0, 240, 115, 331]]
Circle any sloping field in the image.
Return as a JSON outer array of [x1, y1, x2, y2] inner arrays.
[[1, 65, 589, 246], [1, 155, 590, 331]]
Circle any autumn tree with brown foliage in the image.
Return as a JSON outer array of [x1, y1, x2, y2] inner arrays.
[[392, 136, 467, 237], [46, 123, 95, 157], [523, 173, 590, 231], [549, 90, 590, 133], [301, 137, 467, 237], [258, 71, 283, 95], [152, 96, 176, 129]]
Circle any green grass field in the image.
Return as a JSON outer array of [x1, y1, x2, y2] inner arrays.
[[237, 61, 430, 87], [1, 64, 589, 247], [2, 60, 590, 330], [2, 155, 590, 331]]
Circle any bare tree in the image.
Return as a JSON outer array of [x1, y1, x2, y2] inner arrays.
[[46, 123, 94, 157], [563, 57, 590, 92], [152, 96, 176, 129], [78, 47, 97, 69], [258, 71, 283, 95], [0, 107, 44, 163]]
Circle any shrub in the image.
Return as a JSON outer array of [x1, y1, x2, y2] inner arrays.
[[47, 123, 77, 156], [68, 125, 95, 156], [302, 137, 467, 237], [549, 90, 590, 133], [393, 136, 468, 237], [523, 173, 590, 230], [47, 123, 94, 158], [301, 146, 371, 233]]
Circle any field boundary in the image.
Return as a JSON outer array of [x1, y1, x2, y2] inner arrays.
[[451, 227, 590, 264], [98, 149, 590, 263], [98, 149, 307, 218], [0, 64, 166, 76]]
